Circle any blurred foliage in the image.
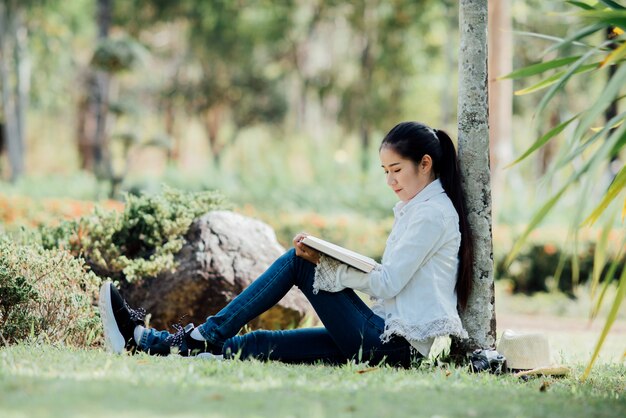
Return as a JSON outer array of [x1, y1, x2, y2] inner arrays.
[[504, 0, 626, 379], [39, 187, 228, 282], [0, 194, 123, 230], [497, 241, 623, 296], [91, 37, 147, 73], [0, 236, 101, 346]]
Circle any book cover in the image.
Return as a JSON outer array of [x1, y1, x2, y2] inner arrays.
[[301, 235, 377, 273]]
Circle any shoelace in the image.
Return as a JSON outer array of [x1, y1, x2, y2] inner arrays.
[[164, 315, 191, 349], [125, 301, 146, 323], [166, 323, 186, 348]]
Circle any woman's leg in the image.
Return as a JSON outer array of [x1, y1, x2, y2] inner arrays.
[[138, 248, 412, 366], [205, 248, 411, 366], [137, 248, 313, 355], [224, 328, 348, 365]]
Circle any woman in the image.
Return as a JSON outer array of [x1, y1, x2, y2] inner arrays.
[[99, 121, 473, 367]]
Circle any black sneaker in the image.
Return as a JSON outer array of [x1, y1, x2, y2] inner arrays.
[[166, 323, 221, 357], [99, 282, 146, 354]]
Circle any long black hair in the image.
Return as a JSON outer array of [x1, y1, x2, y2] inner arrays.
[[380, 121, 474, 310]]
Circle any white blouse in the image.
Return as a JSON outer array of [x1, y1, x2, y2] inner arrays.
[[313, 179, 468, 357]]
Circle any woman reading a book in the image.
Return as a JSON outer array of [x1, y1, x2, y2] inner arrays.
[[99, 121, 473, 367]]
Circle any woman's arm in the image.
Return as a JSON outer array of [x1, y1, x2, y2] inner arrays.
[[323, 208, 448, 299]]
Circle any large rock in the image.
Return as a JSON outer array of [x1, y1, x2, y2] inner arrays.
[[121, 210, 316, 332]]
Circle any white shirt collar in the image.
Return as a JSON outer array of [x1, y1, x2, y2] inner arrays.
[[393, 179, 445, 217]]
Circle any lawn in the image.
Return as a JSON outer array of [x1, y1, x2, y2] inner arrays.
[[0, 344, 624, 418]]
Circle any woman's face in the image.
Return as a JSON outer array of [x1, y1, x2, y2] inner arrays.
[[379, 146, 434, 202]]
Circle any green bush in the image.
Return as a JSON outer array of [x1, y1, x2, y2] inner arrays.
[[496, 243, 622, 296], [40, 187, 229, 282], [0, 237, 101, 346]]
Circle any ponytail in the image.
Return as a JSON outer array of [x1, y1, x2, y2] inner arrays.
[[435, 130, 474, 311]]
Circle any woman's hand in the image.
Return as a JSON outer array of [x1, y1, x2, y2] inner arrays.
[[293, 232, 321, 265]]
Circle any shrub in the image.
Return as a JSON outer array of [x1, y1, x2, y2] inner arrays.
[[40, 187, 229, 282], [496, 242, 622, 296], [0, 237, 101, 346]]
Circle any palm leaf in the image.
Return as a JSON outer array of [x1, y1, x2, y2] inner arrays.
[[573, 63, 626, 141], [566, 1, 596, 11], [504, 185, 569, 267], [598, 0, 626, 10], [591, 221, 612, 298], [536, 48, 603, 114], [502, 56, 582, 80], [550, 111, 626, 175], [514, 63, 599, 95], [506, 121, 626, 267], [505, 114, 579, 167], [591, 243, 624, 319], [582, 165, 626, 226], [599, 41, 626, 68], [582, 260, 626, 381], [513, 30, 595, 49], [543, 22, 607, 55], [579, 10, 626, 29]]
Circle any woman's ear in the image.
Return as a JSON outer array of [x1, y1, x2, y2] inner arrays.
[[420, 155, 433, 172]]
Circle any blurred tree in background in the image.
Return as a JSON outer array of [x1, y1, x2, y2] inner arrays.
[[2, 0, 458, 187], [0, 0, 32, 182]]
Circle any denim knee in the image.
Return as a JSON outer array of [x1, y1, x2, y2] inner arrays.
[[222, 332, 266, 360]]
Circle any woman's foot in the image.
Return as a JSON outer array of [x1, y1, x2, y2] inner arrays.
[[167, 323, 222, 357], [98, 282, 146, 354]]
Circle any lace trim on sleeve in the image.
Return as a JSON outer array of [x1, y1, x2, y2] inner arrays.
[[312, 255, 345, 294], [380, 316, 468, 343]]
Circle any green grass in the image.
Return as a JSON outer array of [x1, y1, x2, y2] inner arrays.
[[0, 344, 624, 418]]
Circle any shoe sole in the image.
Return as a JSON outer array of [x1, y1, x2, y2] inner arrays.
[[195, 353, 224, 361], [98, 282, 126, 354]]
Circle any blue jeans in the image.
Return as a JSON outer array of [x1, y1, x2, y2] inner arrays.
[[138, 249, 415, 367]]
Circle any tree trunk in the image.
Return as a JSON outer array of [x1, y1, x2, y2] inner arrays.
[[488, 0, 513, 203], [163, 96, 179, 163], [92, 0, 112, 179], [76, 0, 113, 176], [203, 107, 224, 167], [0, 3, 24, 182], [456, 0, 496, 354]]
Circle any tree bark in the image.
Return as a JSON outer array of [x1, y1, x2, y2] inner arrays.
[[92, 0, 112, 179], [0, 2, 24, 181], [456, 0, 496, 353]]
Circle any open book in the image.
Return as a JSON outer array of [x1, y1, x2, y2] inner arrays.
[[301, 235, 377, 273]]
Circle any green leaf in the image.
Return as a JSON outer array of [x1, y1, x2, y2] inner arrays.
[[582, 257, 626, 381], [566, 1, 596, 11], [513, 30, 595, 49], [573, 64, 626, 140], [550, 110, 626, 175], [536, 48, 604, 114], [579, 10, 626, 29], [505, 115, 579, 167], [504, 185, 569, 267], [599, 41, 626, 68], [507, 120, 626, 268], [543, 22, 607, 55], [514, 63, 598, 95], [591, 222, 612, 298], [598, 0, 626, 10], [582, 165, 626, 226], [502, 56, 582, 80], [591, 242, 624, 319]]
